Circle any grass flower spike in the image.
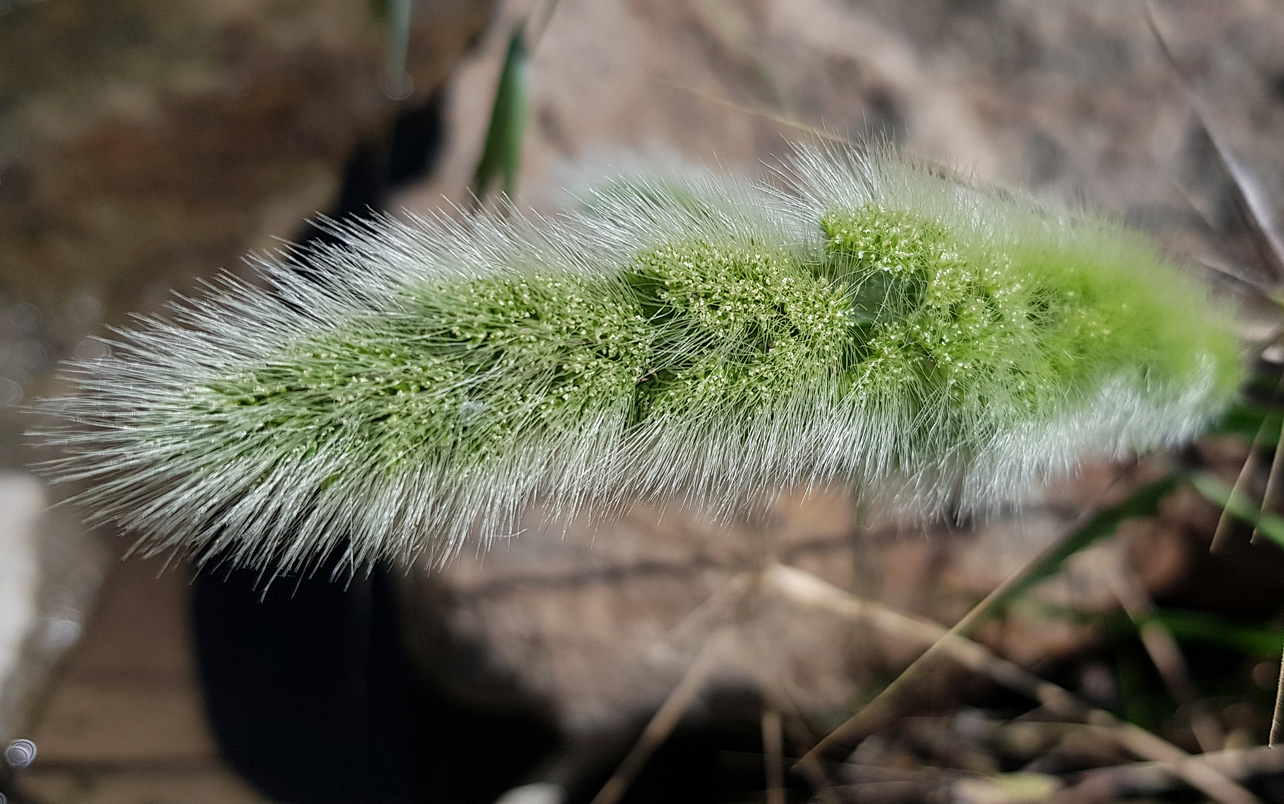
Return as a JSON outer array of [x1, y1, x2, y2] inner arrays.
[[42, 143, 1242, 572]]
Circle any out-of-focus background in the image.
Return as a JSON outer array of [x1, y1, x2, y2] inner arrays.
[[4, 1, 1284, 803]]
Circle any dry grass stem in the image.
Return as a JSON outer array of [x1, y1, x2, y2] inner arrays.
[[754, 681, 842, 804], [1100, 552, 1225, 752], [1210, 420, 1268, 554], [762, 563, 1261, 804], [1254, 414, 1284, 546], [1078, 719, 1261, 804], [1146, 1, 1284, 282], [1061, 743, 1284, 802], [1271, 658, 1284, 748], [587, 628, 729, 804], [953, 772, 1061, 804], [762, 708, 785, 804], [791, 472, 1135, 760]]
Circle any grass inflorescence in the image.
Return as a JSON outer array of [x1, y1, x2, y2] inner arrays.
[[39, 143, 1243, 572]]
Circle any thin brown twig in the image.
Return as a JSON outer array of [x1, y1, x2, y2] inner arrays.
[[758, 684, 842, 804], [762, 708, 785, 804], [1099, 551, 1226, 753], [797, 467, 1137, 761], [763, 563, 1262, 804], [1060, 743, 1284, 803], [1271, 656, 1284, 747], [1210, 409, 1274, 554], [587, 628, 729, 804], [1253, 411, 1284, 547]]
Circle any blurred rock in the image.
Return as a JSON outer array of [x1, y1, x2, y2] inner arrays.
[[410, 0, 1284, 235], [0, 473, 105, 749], [0, 0, 491, 312]]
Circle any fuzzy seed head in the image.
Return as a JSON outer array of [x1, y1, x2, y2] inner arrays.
[[37, 143, 1243, 574]]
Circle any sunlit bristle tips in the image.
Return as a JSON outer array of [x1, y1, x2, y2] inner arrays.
[[36, 143, 1244, 574]]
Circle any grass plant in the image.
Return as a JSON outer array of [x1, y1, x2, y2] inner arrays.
[[38, 143, 1242, 574]]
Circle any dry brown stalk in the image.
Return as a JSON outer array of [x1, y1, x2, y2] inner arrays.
[[1099, 552, 1226, 753], [793, 466, 1141, 762], [762, 708, 785, 804], [1059, 743, 1284, 802], [762, 563, 1262, 804], [754, 682, 842, 804], [587, 628, 729, 804], [1209, 414, 1271, 554]]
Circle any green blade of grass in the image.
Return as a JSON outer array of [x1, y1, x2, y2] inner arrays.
[[1148, 609, 1284, 656], [375, 0, 414, 98], [471, 31, 528, 200]]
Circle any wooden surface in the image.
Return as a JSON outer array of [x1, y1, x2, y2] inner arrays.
[[14, 554, 272, 804]]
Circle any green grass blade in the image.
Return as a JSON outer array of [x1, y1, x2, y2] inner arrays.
[[380, 0, 414, 97], [471, 31, 528, 200], [1148, 608, 1284, 656]]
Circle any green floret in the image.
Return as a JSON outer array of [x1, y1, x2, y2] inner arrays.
[[626, 239, 854, 417], [1000, 220, 1242, 399], [433, 272, 653, 424], [820, 205, 1241, 430], [193, 271, 652, 470]]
